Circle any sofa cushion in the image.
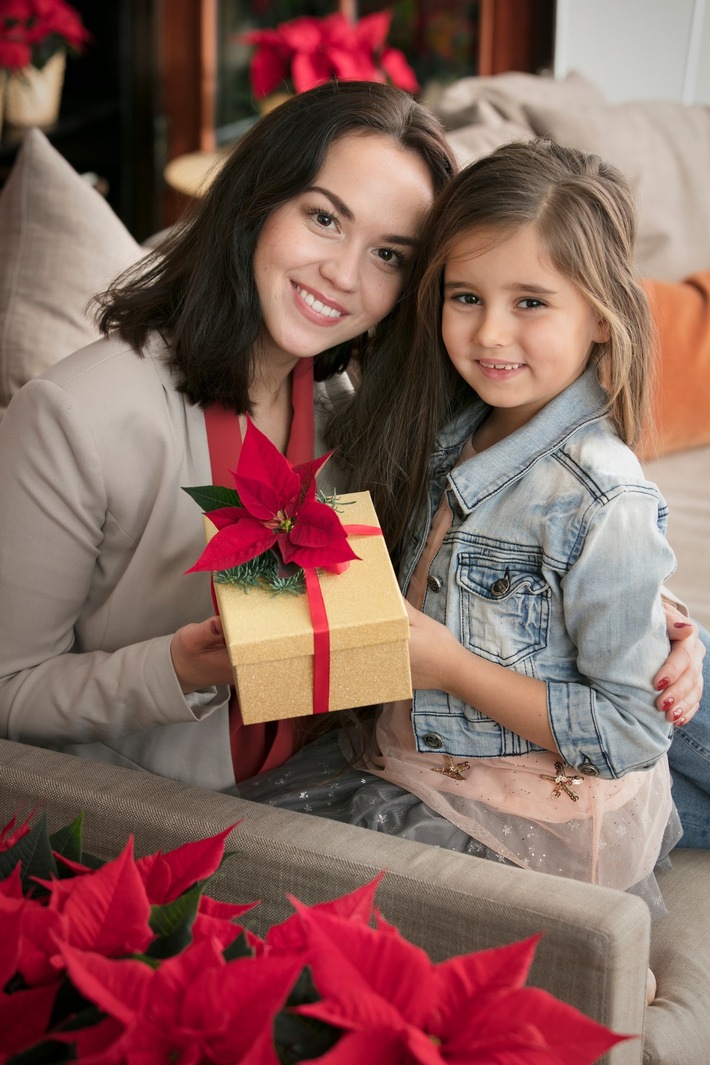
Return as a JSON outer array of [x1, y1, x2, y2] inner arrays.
[[645, 850, 710, 1064], [444, 100, 533, 167], [522, 99, 710, 282], [431, 70, 607, 132], [0, 129, 144, 419], [638, 271, 710, 459]]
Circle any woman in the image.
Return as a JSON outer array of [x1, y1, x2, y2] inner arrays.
[[0, 82, 704, 808], [0, 81, 453, 790]]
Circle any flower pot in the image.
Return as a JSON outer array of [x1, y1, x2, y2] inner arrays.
[[4, 50, 66, 128], [257, 91, 293, 116]]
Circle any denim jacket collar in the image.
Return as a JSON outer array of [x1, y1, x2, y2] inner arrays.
[[435, 366, 610, 515]]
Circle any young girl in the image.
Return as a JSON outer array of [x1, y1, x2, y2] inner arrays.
[[349, 137, 681, 910], [239, 140, 681, 947]]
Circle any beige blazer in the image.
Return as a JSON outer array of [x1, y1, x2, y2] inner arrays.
[[0, 333, 353, 788]]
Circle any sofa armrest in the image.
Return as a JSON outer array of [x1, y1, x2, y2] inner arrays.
[[0, 738, 647, 1064]]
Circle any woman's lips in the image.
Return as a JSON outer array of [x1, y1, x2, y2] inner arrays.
[[292, 282, 346, 324]]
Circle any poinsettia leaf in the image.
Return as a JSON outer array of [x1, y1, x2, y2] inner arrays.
[[435, 935, 540, 1011], [250, 42, 290, 98], [59, 841, 153, 958], [59, 942, 152, 1027], [0, 810, 34, 851], [15, 900, 66, 986], [186, 517, 276, 573], [354, 9, 392, 49], [49, 813, 85, 869], [380, 47, 419, 92], [464, 986, 631, 1065], [289, 497, 357, 549], [0, 813, 57, 890], [147, 882, 202, 959], [235, 419, 301, 521], [293, 451, 333, 505], [184, 951, 304, 1063], [198, 889, 255, 922], [0, 983, 62, 1060], [291, 49, 335, 92], [182, 484, 242, 511], [137, 825, 237, 904]]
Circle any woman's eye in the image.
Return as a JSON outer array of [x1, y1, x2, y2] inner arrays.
[[376, 247, 405, 269], [307, 208, 338, 230]]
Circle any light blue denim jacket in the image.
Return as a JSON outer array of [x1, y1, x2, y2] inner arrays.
[[400, 367, 675, 779]]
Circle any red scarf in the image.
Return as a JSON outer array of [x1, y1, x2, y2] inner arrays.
[[203, 360, 315, 783]]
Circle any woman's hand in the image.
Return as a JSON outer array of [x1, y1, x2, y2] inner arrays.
[[170, 615, 234, 694], [655, 602, 706, 726]]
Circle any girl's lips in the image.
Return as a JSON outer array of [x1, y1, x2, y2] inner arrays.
[[476, 359, 526, 379], [292, 282, 348, 325]]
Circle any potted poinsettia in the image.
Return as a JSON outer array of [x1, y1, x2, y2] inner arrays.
[[0, 0, 91, 128], [0, 807, 631, 1063], [241, 8, 419, 113]]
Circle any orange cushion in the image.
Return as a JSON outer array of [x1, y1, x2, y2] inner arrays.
[[638, 271, 710, 459]]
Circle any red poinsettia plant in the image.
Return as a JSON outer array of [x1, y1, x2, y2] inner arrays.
[[185, 417, 358, 594], [0, 0, 90, 71], [0, 807, 630, 1064], [241, 8, 418, 101]]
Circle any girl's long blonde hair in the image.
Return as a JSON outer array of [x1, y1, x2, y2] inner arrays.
[[330, 138, 655, 563]]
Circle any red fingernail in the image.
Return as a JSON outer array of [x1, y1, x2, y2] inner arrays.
[[676, 717, 687, 727], [673, 707, 683, 720], [663, 697, 675, 710], [656, 677, 670, 691], [674, 622, 691, 628]]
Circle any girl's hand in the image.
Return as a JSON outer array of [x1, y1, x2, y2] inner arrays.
[[170, 615, 234, 694], [405, 600, 460, 691], [655, 602, 705, 726]]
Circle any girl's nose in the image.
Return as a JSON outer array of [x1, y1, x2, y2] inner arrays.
[[319, 245, 360, 292], [474, 308, 510, 348]]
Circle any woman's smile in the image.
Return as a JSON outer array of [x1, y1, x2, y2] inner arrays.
[[292, 281, 346, 322]]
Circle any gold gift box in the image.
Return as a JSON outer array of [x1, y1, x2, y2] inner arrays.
[[204, 491, 412, 724]]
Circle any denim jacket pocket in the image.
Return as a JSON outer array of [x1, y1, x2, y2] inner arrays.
[[456, 546, 550, 666]]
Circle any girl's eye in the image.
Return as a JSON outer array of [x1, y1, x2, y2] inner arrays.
[[453, 293, 481, 305], [519, 298, 545, 309], [375, 247, 405, 269]]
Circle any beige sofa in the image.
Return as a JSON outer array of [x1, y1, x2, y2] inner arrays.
[[0, 74, 709, 1065]]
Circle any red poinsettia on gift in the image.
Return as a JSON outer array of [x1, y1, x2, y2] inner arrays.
[[0, 808, 630, 1063], [0, 0, 90, 71], [241, 8, 418, 102], [186, 417, 358, 580]]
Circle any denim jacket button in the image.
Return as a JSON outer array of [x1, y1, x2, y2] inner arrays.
[[423, 733, 443, 749], [491, 576, 511, 596], [579, 759, 599, 776], [426, 575, 443, 593]]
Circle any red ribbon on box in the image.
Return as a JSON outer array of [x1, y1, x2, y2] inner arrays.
[[304, 521, 382, 715]]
